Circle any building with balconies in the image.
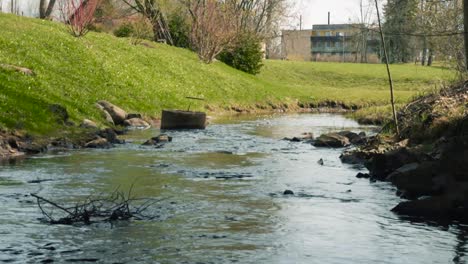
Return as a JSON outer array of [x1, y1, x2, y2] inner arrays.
[[281, 23, 380, 63]]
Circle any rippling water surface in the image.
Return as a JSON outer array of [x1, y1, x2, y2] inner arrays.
[[0, 113, 467, 263]]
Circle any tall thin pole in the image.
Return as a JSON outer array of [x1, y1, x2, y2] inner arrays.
[[464, 0, 468, 70], [342, 34, 345, 63], [374, 0, 399, 136]]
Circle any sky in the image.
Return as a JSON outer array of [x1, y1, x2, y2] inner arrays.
[[290, 0, 386, 29]]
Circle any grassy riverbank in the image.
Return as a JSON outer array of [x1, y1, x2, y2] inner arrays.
[[0, 13, 455, 135]]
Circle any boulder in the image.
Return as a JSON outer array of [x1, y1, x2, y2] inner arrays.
[[337, 130, 358, 141], [391, 196, 451, 217], [98, 128, 124, 144], [142, 134, 172, 146], [283, 137, 302, 142], [80, 119, 98, 129], [439, 135, 468, 182], [337, 131, 367, 145], [97, 100, 127, 125], [84, 137, 112, 148], [313, 133, 350, 148], [301, 132, 314, 140], [284, 132, 314, 142], [283, 190, 294, 195], [356, 172, 370, 179], [16, 140, 48, 154], [391, 182, 468, 218], [95, 103, 115, 125], [127, 113, 142, 119], [340, 150, 373, 164], [386, 162, 440, 198], [102, 110, 114, 125], [123, 118, 150, 129], [365, 148, 419, 180], [0, 136, 25, 160]]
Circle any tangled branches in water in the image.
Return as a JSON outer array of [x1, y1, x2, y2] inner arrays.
[[31, 187, 165, 225]]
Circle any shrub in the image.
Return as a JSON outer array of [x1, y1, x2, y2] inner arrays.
[[219, 32, 264, 75], [168, 11, 190, 48], [58, 0, 100, 37], [129, 18, 154, 45], [114, 23, 134, 38]]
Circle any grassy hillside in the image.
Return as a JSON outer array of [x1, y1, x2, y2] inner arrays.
[[258, 60, 452, 105], [0, 13, 455, 134]]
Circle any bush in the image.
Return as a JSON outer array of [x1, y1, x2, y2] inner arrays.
[[219, 33, 264, 75], [113, 23, 134, 38], [130, 18, 154, 45], [168, 11, 190, 48]]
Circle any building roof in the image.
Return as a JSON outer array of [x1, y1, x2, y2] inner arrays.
[[312, 24, 362, 30]]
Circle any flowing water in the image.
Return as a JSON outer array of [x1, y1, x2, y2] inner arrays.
[[0, 113, 467, 264]]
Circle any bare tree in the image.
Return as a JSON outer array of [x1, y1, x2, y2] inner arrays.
[[357, 0, 374, 63], [187, 0, 238, 63], [121, 0, 173, 44], [231, 0, 289, 58]]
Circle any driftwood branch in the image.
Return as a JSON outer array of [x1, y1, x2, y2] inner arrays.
[[31, 187, 166, 225]]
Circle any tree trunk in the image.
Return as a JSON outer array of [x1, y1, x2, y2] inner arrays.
[[39, 0, 56, 19], [427, 49, 433, 66], [421, 49, 426, 66], [152, 19, 163, 42], [45, 0, 56, 18], [40, 0, 47, 18], [464, 0, 468, 70], [421, 38, 427, 66]]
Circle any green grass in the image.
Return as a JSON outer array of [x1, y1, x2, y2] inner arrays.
[[258, 60, 453, 106], [0, 13, 456, 134]]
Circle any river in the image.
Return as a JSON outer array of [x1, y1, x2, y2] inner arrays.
[[0, 113, 467, 263]]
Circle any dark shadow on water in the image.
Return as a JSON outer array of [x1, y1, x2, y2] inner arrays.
[[453, 225, 468, 264], [394, 214, 468, 263]]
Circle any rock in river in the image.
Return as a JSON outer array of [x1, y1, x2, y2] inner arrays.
[[98, 128, 124, 144], [123, 118, 150, 129], [84, 137, 112, 148], [313, 133, 350, 148], [365, 148, 420, 180], [142, 134, 173, 146], [337, 131, 366, 145], [386, 162, 441, 198]]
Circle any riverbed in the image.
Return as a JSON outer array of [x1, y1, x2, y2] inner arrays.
[[0, 113, 466, 263]]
